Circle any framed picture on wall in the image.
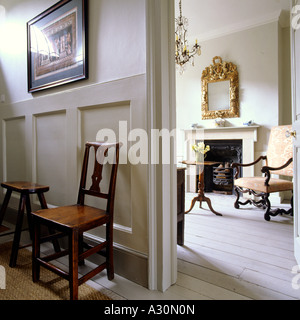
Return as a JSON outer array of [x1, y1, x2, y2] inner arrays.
[[27, 0, 88, 93]]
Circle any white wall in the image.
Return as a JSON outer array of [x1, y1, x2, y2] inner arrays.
[[0, 0, 149, 286], [0, 0, 146, 103], [176, 21, 291, 162]]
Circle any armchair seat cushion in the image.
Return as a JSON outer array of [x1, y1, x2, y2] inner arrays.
[[234, 177, 293, 193]]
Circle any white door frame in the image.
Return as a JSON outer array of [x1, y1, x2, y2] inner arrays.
[[291, 0, 300, 264], [146, 0, 177, 291]]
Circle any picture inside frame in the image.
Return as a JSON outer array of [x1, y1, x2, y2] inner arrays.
[[27, 0, 88, 93], [31, 7, 79, 80]]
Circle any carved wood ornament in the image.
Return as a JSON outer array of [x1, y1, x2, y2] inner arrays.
[[201, 56, 239, 120]]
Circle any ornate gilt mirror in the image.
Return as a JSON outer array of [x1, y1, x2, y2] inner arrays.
[[201, 56, 239, 120]]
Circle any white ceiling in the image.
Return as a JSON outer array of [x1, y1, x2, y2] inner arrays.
[[175, 0, 291, 41]]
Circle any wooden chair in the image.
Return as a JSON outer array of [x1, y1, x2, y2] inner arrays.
[[31, 142, 121, 300], [0, 181, 59, 267], [232, 125, 293, 221]]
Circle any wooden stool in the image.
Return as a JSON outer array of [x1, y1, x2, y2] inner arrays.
[[0, 181, 51, 267]]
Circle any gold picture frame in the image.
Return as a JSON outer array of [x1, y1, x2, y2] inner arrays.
[[201, 56, 239, 120]]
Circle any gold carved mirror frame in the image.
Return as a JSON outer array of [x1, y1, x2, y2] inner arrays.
[[201, 56, 239, 120]]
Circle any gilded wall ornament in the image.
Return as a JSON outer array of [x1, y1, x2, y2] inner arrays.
[[201, 56, 239, 120]]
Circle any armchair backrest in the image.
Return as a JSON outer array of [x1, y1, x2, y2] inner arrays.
[[266, 125, 293, 177]]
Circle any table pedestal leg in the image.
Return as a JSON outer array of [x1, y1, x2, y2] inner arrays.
[[185, 169, 222, 216]]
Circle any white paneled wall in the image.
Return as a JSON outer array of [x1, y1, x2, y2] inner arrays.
[[79, 102, 132, 228], [35, 111, 67, 206], [0, 0, 149, 287], [0, 75, 148, 286], [3, 117, 26, 182]]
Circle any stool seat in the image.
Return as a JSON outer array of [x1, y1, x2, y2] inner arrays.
[[0, 180, 54, 267], [1, 181, 49, 194]]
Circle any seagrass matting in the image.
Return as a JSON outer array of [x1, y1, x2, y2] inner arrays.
[[0, 242, 113, 300]]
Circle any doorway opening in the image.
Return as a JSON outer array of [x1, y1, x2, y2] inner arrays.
[[175, 0, 295, 299]]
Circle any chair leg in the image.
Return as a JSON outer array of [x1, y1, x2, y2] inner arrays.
[[234, 187, 240, 209], [32, 217, 41, 282], [9, 194, 26, 268], [69, 230, 79, 300], [263, 194, 271, 221], [106, 221, 114, 280], [266, 194, 293, 220], [234, 186, 254, 208]]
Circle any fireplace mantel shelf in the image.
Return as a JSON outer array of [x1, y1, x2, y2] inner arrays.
[[184, 125, 259, 142], [184, 125, 260, 131]]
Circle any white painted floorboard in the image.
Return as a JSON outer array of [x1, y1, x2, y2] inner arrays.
[[176, 193, 299, 300], [1, 193, 299, 300]]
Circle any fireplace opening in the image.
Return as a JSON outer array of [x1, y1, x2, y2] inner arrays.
[[196, 139, 243, 194]]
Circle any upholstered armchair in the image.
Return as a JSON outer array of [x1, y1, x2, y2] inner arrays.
[[232, 125, 293, 221]]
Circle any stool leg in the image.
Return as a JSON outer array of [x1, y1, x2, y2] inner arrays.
[[37, 192, 48, 210], [32, 217, 41, 282], [25, 194, 33, 240], [0, 189, 12, 227], [69, 230, 79, 300], [37, 192, 61, 253], [10, 194, 26, 267]]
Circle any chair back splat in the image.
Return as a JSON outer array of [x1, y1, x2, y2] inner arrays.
[[77, 142, 120, 211]]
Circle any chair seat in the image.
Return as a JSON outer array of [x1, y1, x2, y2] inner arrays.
[[1, 181, 49, 193], [32, 205, 109, 231], [234, 177, 293, 193]]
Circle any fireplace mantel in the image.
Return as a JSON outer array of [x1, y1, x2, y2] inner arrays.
[[185, 125, 259, 136], [184, 126, 259, 192]]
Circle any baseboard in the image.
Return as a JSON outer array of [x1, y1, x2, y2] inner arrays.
[[84, 234, 148, 288]]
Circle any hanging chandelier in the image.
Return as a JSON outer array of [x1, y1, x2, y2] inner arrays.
[[175, 0, 201, 74]]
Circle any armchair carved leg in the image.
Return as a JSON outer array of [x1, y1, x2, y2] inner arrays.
[[263, 194, 271, 221], [234, 187, 257, 209], [234, 187, 240, 209], [234, 187, 273, 221], [266, 195, 293, 220]]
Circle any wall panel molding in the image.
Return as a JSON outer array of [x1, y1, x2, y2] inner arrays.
[[0, 75, 148, 286]]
